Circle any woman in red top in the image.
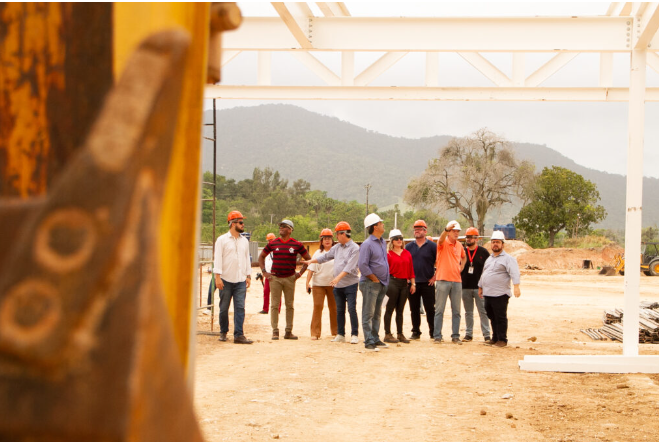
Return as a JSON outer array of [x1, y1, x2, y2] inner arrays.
[[383, 229, 416, 344]]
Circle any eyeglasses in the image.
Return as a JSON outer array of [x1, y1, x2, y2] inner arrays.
[[233, 221, 244, 225], [392, 236, 403, 241], [466, 235, 477, 239]]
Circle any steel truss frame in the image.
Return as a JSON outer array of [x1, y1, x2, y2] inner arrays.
[[206, 2, 659, 373]]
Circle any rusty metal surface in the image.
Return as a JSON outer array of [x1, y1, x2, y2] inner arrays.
[[0, 3, 113, 198], [0, 30, 203, 441]]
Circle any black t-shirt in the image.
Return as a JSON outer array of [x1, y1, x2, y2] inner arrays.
[[460, 245, 490, 289]]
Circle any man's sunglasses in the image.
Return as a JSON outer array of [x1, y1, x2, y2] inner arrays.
[[232, 221, 244, 225], [465, 235, 477, 239]]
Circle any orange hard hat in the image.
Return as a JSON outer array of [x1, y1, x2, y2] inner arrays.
[[334, 221, 351, 232], [413, 219, 427, 228], [465, 227, 479, 236], [320, 228, 333, 237], [227, 210, 244, 222], [266, 233, 276, 241]]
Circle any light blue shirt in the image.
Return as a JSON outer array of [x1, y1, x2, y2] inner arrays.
[[316, 239, 360, 288], [478, 250, 520, 297], [358, 235, 390, 286]]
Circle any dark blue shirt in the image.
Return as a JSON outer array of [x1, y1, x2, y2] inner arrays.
[[405, 239, 438, 283], [358, 235, 390, 286]]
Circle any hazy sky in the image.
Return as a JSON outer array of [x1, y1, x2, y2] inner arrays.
[[210, 2, 659, 178]]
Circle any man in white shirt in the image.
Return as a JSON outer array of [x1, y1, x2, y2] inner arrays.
[[214, 210, 253, 344]]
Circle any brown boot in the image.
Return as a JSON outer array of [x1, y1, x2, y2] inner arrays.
[[284, 331, 298, 340], [397, 333, 410, 344], [383, 333, 399, 343], [272, 330, 279, 340]]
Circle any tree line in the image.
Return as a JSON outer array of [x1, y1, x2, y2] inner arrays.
[[202, 128, 658, 248], [200, 168, 448, 244]]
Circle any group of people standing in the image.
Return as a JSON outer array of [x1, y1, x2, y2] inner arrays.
[[212, 210, 521, 351]]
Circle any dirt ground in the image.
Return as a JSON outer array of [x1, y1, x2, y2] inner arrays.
[[192, 268, 659, 442]]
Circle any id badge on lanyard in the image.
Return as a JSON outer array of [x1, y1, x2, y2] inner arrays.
[[467, 246, 477, 274]]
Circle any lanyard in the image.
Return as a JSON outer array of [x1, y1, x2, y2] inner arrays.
[[467, 246, 478, 264]]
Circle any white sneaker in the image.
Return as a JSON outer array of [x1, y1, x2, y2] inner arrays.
[[332, 335, 346, 343], [350, 335, 359, 344]]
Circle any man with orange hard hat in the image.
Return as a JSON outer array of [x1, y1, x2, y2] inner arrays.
[[213, 210, 253, 344], [405, 219, 437, 340], [460, 227, 491, 342]]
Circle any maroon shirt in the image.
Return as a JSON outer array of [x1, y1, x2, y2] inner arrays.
[[263, 237, 308, 277]]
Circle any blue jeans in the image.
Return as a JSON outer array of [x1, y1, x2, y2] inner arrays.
[[434, 281, 462, 340], [462, 288, 491, 339], [218, 279, 247, 337], [333, 283, 359, 337], [359, 279, 387, 346]]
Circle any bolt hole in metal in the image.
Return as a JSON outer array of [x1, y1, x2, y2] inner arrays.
[[34, 209, 97, 274], [0, 281, 61, 346]]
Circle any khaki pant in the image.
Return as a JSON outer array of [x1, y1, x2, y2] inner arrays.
[[269, 275, 296, 333], [310, 286, 338, 338]]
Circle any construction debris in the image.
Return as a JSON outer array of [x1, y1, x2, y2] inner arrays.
[[585, 302, 659, 343], [580, 328, 607, 340]]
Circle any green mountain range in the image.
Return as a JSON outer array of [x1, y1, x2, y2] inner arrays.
[[202, 104, 658, 230]]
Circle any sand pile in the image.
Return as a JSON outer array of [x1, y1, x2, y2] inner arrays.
[[482, 240, 624, 270]]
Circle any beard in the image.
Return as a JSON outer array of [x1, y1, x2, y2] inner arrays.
[[235, 225, 245, 233]]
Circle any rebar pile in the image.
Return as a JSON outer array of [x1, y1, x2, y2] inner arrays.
[[593, 303, 659, 343]]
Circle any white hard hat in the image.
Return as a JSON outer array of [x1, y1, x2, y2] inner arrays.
[[446, 220, 461, 231], [388, 229, 403, 239], [491, 230, 505, 241], [364, 213, 383, 228]]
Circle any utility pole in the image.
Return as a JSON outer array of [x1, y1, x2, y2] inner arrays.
[[364, 183, 371, 217]]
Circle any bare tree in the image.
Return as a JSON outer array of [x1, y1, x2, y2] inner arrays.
[[405, 128, 534, 234]]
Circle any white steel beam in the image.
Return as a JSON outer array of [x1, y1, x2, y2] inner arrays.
[[341, 51, 354, 86], [224, 17, 631, 52], [512, 53, 525, 86], [623, 48, 646, 356], [270, 2, 313, 49], [620, 2, 633, 16], [425, 52, 439, 87], [647, 50, 659, 73], [519, 355, 659, 373], [221, 50, 241, 68], [635, 3, 659, 49], [458, 52, 512, 86], [257, 51, 272, 85], [606, 2, 624, 16], [204, 85, 659, 101], [526, 52, 579, 87], [289, 52, 340, 85], [354, 52, 408, 86], [315, 2, 350, 17], [600, 52, 614, 86]]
